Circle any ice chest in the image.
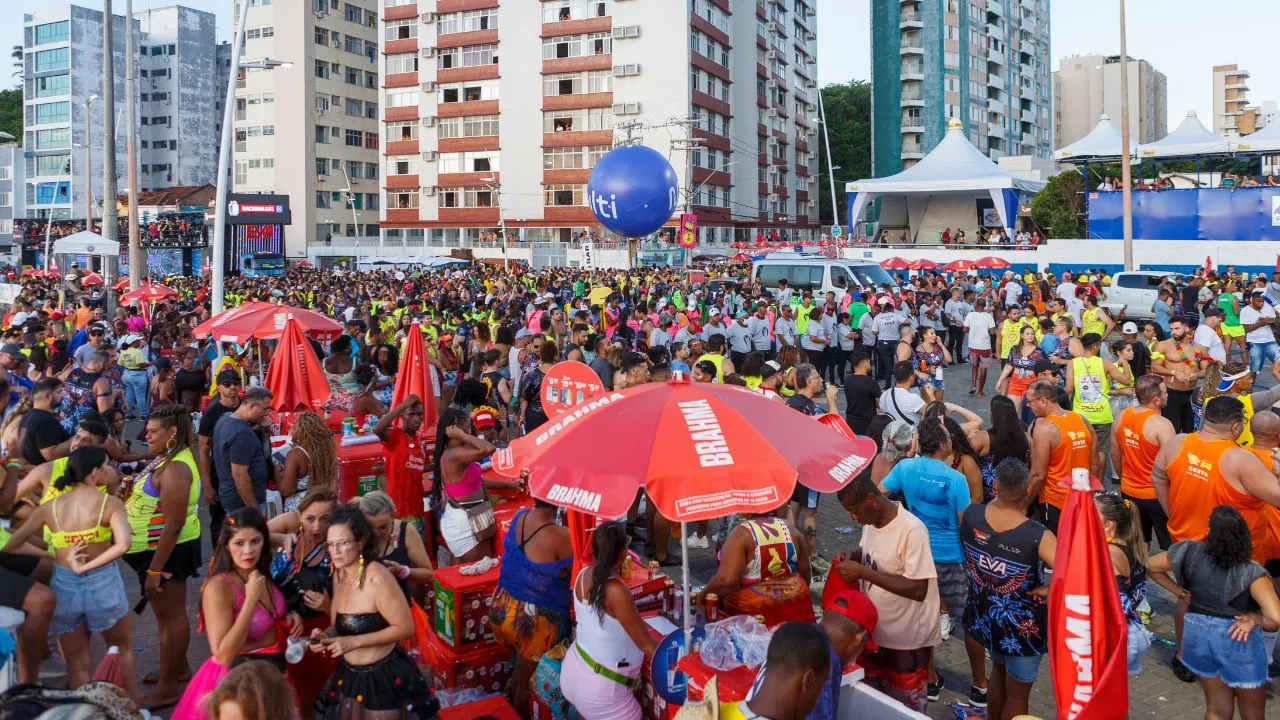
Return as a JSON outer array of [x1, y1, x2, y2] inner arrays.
[[439, 695, 520, 719], [337, 437, 386, 502], [421, 631, 513, 694], [677, 651, 760, 704], [623, 556, 673, 614], [433, 559, 500, 650]]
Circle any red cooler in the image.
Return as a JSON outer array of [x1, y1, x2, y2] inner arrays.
[[490, 490, 533, 558], [439, 695, 520, 719], [678, 651, 759, 704], [421, 631, 512, 694], [432, 559, 500, 650], [337, 437, 386, 502]]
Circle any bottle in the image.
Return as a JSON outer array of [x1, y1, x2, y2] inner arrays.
[[671, 522, 682, 540], [620, 555, 632, 581], [703, 592, 719, 623], [647, 560, 662, 580], [661, 577, 676, 618]]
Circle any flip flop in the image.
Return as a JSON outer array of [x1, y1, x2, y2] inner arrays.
[[141, 670, 193, 685]]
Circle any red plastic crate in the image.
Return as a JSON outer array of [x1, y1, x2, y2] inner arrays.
[[421, 631, 513, 695], [432, 559, 500, 650], [639, 622, 671, 720], [337, 438, 387, 502], [677, 651, 760, 704], [490, 494, 534, 558], [439, 695, 520, 719], [622, 557, 674, 614]]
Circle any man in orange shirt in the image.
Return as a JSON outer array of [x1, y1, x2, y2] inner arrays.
[[1027, 379, 1095, 533], [1111, 375, 1175, 548]]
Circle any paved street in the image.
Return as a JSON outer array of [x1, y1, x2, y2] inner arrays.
[[69, 361, 1261, 718]]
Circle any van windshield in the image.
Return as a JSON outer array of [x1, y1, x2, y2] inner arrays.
[[843, 263, 894, 289]]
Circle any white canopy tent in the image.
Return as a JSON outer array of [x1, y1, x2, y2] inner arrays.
[[844, 120, 1045, 242], [51, 231, 120, 257], [1233, 121, 1280, 155], [1054, 115, 1137, 163], [1138, 111, 1231, 159]]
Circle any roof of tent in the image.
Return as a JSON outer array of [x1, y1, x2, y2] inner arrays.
[[1233, 120, 1280, 155], [1138, 111, 1231, 159], [845, 122, 1046, 194], [51, 231, 120, 256], [1054, 115, 1137, 162]]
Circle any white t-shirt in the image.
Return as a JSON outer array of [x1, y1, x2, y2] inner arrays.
[[1057, 283, 1078, 303], [879, 387, 925, 425], [1240, 303, 1277, 345], [1194, 324, 1226, 363], [963, 311, 995, 351], [1002, 283, 1022, 307]]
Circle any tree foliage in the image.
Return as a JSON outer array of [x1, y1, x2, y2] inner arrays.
[[816, 80, 871, 229], [1030, 171, 1085, 239], [0, 89, 20, 143]]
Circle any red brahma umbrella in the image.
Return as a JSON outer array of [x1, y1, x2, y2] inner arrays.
[[111, 277, 131, 291], [908, 258, 939, 271], [730, 252, 752, 262], [119, 283, 178, 304], [975, 255, 1011, 269], [264, 317, 330, 413], [943, 259, 980, 272], [193, 301, 343, 344], [730, 242, 747, 249], [80, 272, 104, 287], [880, 256, 912, 270]]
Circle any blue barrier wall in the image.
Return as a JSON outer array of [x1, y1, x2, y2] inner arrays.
[[1088, 187, 1280, 240]]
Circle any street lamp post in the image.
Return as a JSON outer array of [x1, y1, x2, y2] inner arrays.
[[339, 165, 361, 266], [815, 88, 840, 233], [482, 176, 508, 269], [83, 94, 98, 227], [1117, 0, 1134, 271]]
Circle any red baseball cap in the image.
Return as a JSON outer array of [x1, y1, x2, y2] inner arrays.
[[823, 590, 878, 650], [472, 409, 496, 430]]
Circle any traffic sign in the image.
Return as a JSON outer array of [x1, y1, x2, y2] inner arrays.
[[831, 225, 843, 237]]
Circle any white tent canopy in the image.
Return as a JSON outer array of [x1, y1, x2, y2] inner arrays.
[[51, 231, 120, 257], [1138, 111, 1231, 159], [1233, 120, 1280, 155], [844, 121, 1045, 241], [1054, 115, 1137, 162]]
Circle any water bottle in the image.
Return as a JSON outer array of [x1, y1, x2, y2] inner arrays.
[[285, 636, 306, 664]]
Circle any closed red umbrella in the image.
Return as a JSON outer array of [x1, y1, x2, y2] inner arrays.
[[92, 646, 124, 687], [974, 255, 1011, 269], [943, 259, 979, 272], [119, 283, 178, 304], [390, 322, 438, 424], [1049, 471, 1129, 718], [879, 256, 911, 270], [264, 317, 330, 413], [492, 377, 875, 522], [193, 301, 343, 344], [908, 258, 939, 271]]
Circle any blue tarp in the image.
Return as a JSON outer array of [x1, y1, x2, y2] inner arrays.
[[1088, 187, 1280, 240]]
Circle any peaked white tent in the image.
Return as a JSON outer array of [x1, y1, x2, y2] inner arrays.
[[1054, 115, 1137, 163], [51, 231, 120, 257], [1233, 121, 1280, 155], [1138, 111, 1231, 159], [844, 120, 1045, 242]]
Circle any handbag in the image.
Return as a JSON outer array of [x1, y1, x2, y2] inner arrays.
[[453, 497, 498, 543]]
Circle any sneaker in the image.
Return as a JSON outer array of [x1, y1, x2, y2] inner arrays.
[[968, 685, 988, 708], [1171, 656, 1196, 683], [809, 555, 832, 575], [689, 534, 709, 549], [926, 676, 945, 702], [939, 612, 953, 641]]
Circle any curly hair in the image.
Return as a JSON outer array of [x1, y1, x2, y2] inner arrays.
[[1, 393, 33, 436], [205, 661, 297, 720], [290, 412, 336, 492], [1205, 505, 1252, 570]]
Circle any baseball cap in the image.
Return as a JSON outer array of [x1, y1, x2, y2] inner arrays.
[[1121, 321, 1139, 335], [823, 590, 878, 651], [471, 408, 496, 430], [216, 368, 243, 386], [876, 296, 892, 305], [88, 325, 106, 336], [760, 360, 781, 380], [1033, 358, 1060, 375], [0, 343, 21, 357]]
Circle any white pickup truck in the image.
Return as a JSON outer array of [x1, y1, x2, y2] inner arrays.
[[1101, 270, 1185, 322]]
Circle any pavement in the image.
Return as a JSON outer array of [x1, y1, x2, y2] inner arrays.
[[61, 359, 1261, 718]]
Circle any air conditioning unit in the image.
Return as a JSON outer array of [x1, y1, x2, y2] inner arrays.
[[420, 12, 434, 23], [612, 64, 641, 77], [805, 7, 815, 17], [313, 9, 327, 18], [765, 50, 778, 60], [612, 102, 642, 115], [420, 81, 437, 91], [766, 22, 780, 33], [420, 47, 435, 58], [806, 78, 817, 88], [421, 151, 438, 161], [611, 25, 641, 39], [765, 78, 779, 88], [420, 116, 437, 127], [423, 187, 437, 196]]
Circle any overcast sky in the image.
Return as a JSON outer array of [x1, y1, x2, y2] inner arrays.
[[5, 0, 1275, 135]]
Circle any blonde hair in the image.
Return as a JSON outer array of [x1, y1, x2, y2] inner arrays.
[[1, 393, 33, 435], [353, 488, 396, 518], [290, 412, 336, 491], [206, 661, 298, 720]]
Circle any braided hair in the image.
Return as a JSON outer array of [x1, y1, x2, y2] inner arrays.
[[147, 403, 195, 477], [51, 445, 109, 492]]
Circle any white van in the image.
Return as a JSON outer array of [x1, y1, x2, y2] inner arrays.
[[752, 256, 895, 302], [1102, 270, 1186, 322]]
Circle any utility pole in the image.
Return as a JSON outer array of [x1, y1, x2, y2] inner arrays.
[[83, 96, 95, 225], [124, 0, 140, 289], [671, 117, 704, 268], [816, 83, 839, 232], [212, 2, 250, 315], [101, 0, 119, 281], [1118, 0, 1134, 271], [339, 165, 361, 266], [483, 177, 508, 270]]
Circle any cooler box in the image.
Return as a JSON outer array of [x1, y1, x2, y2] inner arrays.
[[623, 556, 673, 615], [337, 437, 386, 502], [677, 651, 759, 704], [433, 559, 500, 650], [421, 632, 513, 695], [490, 491, 533, 558], [639, 618, 673, 720], [439, 695, 520, 719]]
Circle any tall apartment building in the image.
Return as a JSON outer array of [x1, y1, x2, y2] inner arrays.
[[1053, 54, 1166, 149], [0, 146, 27, 256], [377, 0, 820, 249], [1212, 64, 1261, 136], [233, 0, 382, 259], [21, 4, 220, 223], [871, 0, 1051, 177]]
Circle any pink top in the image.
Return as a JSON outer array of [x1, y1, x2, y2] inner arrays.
[[226, 573, 286, 644], [446, 461, 484, 500], [124, 316, 147, 333]]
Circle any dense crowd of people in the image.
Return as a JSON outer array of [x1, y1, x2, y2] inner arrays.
[[0, 259, 1276, 719]]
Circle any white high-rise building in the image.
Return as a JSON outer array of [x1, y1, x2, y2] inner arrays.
[[375, 0, 821, 251], [20, 4, 220, 224], [1053, 54, 1167, 149]]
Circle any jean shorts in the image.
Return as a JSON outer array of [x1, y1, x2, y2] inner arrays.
[[49, 562, 129, 636], [1181, 612, 1269, 689], [989, 650, 1043, 684], [1127, 620, 1151, 676]]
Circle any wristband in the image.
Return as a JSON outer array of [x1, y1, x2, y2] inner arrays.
[[396, 565, 411, 580], [146, 569, 171, 578]]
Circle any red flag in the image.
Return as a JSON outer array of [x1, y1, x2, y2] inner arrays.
[[1049, 470, 1128, 719]]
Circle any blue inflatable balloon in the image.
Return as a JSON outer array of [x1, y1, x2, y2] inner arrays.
[[587, 145, 680, 237]]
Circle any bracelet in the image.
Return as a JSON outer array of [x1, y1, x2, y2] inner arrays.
[[397, 565, 411, 580], [146, 569, 171, 578], [5, 462, 20, 470]]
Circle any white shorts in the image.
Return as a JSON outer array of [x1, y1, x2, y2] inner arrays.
[[440, 502, 479, 557]]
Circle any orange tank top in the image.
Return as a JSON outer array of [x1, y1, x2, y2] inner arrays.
[[1040, 412, 1093, 509], [1118, 408, 1161, 501], [1164, 433, 1235, 543], [1230, 448, 1280, 565]]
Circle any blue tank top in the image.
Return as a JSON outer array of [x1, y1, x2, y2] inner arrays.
[[496, 509, 572, 616]]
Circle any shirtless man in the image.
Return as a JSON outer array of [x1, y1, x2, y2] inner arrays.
[[1150, 315, 1210, 433]]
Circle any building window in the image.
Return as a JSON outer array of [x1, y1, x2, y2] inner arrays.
[[542, 71, 611, 96], [34, 127, 70, 149], [316, 158, 329, 176], [314, 28, 329, 45], [542, 33, 611, 60], [33, 47, 69, 72], [316, 191, 331, 209], [345, 67, 360, 85], [438, 115, 499, 138], [32, 73, 69, 98], [365, 101, 377, 119], [543, 107, 613, 133], [344, 129, 363, 146], [389, 156, 416, 175], [33, 21, 69, 45], [33, 101, 70, 124], [438, 151, 498, 173], [385, 89, 418, 108], [345, 98, 362, 117], [385, 121, 419, 141], [388, 191, 419, 209], [544, 184, 585, 206], [385, 52, 418, 74], [35, 154, 70, 176], [437, 8, 499, 34], [439, 80, 498, 103], [541, 0, 610, 23], [438, 43, 498, 70], [385, 19, 416, 41], [314, 60, 330, 79]]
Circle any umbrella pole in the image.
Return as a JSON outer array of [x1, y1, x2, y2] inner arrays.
[[681, 521, 691, 648]]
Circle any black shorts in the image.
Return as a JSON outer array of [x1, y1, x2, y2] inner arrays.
[[0, 552, 40, 609], [1037, 503, 1062, 534], [124, 537, 203, 586], [790, 483, 820, 509]]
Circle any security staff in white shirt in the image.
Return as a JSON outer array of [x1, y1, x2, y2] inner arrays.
[[774, 304, 798, 355], [747, 303, 774, 359]]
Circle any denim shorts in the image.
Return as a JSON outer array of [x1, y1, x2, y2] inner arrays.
[[1127, 620, 1151, 676], [989, 650, 1043, 684], [49, 562, 129, 636], [1181, 612, 1269, 689]]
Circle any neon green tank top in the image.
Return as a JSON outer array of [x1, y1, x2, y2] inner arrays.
[[1218, 293, 1241, 327], [1071, 355, 1112, 425], [125, 447, 202, 554]]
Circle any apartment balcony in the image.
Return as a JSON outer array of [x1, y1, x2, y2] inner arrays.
[[900, 116, 924, 133], [987, 47, 1006, 65], [987, 72, 1005, 88], [986, 0, 1004, 15], [988, 124, 1006, 139], [986, 22, 1005, 39], [899, 10, 923, 28], [901, 141, 924, 159], [1021, 108, 1035, 123], [1226, 81, 1250, 92], [900, 92, 924, 107], [900, 37, 924, 55], [901, 64, 924, 81], [1022, 130, 1035, 144]]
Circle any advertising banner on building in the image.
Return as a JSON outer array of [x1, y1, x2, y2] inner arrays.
[[677, 213, 698, 249]]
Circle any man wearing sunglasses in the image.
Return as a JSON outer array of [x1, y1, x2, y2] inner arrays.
[[196, 369, 242, 541]]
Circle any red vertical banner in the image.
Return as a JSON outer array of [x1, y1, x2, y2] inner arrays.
[[1048, 470, 1129, 720], [678, 213, 698, 249]]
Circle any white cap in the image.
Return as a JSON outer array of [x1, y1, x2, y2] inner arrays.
[[1121, 322, 1138, 334]]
